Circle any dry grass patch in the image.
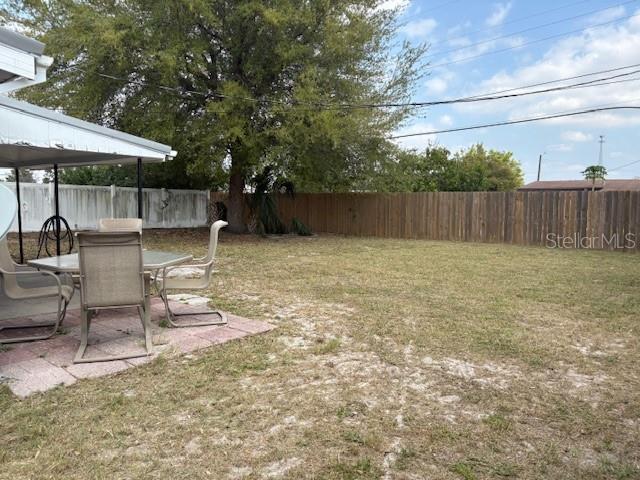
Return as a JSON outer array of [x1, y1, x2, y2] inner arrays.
[[1, 230, 639, 479]]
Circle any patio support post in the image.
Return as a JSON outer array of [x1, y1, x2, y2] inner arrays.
[[54, 163, 60, 256], [137, 157, 143, 220], [14, 167, 24, 264]]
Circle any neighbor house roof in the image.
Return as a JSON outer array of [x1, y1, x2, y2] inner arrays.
[[519, 179, 640, 191]]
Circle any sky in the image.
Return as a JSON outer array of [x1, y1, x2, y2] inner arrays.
[[385, 0, 640, 183]]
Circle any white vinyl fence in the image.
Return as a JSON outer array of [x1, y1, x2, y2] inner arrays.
[[1, 182, 209, 232]]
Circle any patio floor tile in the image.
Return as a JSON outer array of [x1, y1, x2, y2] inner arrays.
[[193, 326, 248, 344], [227, 315, 275, 334], [0, 345, 38, 365], [0, 358, 77, 397], [0, 299, 274, 397], [65, 359, 131, 379]]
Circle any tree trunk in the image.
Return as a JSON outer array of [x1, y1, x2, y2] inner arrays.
[[227, 150, 247, 233]]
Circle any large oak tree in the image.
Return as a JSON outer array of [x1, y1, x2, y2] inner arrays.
[[5, 0, 426, 231]]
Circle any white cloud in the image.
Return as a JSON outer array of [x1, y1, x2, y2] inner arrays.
[[486, 2, 512, 27], [440, 34, 525, 67], [447, 21, 472, 36], [401, 18, 437, 38], [586, 5, 626, 24], [439, 114, 454, 126], [548, 143, 573, 152], [424, 70, 454, 95], [562, 131, 593, 142], [393, 122, 437, 150], [425, 76, 448, 94], [456, 12, 640, 128]]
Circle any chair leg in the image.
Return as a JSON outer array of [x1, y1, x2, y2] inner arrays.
[[160, 288, 227, 328], [73, 308, 90, 363], [0, 297, 69, 344], [73, 306, 154, 364], [138, 305, 153, 354]]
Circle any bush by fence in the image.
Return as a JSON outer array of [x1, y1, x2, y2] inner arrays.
[[211, 191, 640, 251]]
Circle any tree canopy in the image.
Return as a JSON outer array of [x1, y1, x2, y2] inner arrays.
[[4, 0, 427, 231], [366, 143, 524, 192], [5, 168, 36, 183]]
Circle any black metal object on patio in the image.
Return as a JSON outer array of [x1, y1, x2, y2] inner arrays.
[[11, 160, 146, 259]]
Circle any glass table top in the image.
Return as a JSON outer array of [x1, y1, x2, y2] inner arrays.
[[28, 250, 193, 273]]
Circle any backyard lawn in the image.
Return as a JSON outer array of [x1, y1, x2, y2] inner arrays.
[[1, 230, 639, 479]]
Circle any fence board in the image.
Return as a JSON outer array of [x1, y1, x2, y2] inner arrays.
[[210, 191, 639, 251]]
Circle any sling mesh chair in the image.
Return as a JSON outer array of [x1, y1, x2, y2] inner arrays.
[[157, 220, 228, 327], [0, 237, 74, 343], [74, 231, 153, 363], [98, 218, 143, 233]]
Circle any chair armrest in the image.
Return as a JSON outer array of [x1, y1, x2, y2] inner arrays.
[[161, 262, 213, 281], [0, 267, 65, 298]]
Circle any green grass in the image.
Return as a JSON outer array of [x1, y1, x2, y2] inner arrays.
[[2, 230, 639, 479]]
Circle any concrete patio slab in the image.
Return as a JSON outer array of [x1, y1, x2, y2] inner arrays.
[[0, 298, 275, 397]]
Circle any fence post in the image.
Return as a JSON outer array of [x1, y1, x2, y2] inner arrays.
[[161, 188, 168, 228], [110, 184, 116, 218], [48, 181, 55, 219]]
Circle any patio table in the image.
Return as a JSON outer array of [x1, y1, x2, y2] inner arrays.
[[28, 250, 193, 322], [28, 250, 192, 274]]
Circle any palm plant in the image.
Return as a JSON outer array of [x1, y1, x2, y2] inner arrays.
[[582, 165, 607, 191], [248, 165, 295, 235]]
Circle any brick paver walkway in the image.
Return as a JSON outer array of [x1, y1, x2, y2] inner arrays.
[[0, 298, 274, 397]]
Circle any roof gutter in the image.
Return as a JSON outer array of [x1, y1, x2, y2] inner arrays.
[[0, 26, 53, 94]]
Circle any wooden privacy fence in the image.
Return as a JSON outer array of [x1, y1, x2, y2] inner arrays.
[[211, 191, 640, 251]]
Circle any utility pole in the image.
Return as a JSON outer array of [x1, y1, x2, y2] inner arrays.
[[598, 135, 605, 166], [537, 152, 545, 181]]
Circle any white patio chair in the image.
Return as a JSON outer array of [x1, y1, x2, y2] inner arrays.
[[157, 220, 228, 327], [74, 231, 153, 363], [98, 218, 143, 233], [0, 237, 74, 343]]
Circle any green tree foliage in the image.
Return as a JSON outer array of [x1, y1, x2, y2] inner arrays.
[[5, 168, 35, 183], [4, 0, 426, 231], [48, 160, 219, 190], [368, 143, 524, 192]]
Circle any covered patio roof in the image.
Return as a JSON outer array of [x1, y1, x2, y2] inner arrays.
[[0, 25, 178, 261], [0, 95, 176, 169]]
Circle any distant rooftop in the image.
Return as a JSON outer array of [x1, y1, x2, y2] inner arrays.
[[519, 179, 640, 192]]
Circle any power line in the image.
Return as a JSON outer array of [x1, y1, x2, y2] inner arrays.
[[346, 69, 640, 109], [608, 158, 640, 172], [429, 12, 640, 70], [389, 106, 640, 138], [461, 63, 640, 99], [429, 0, 596, 48], [426, 0, 638, 58], [62, 63, 640, 111]]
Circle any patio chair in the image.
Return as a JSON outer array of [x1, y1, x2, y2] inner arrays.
[[98, 218, 143, 233], [157, 220, 228, 327], [0, 237, 74, 343], [74, 231, 153, 363]]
